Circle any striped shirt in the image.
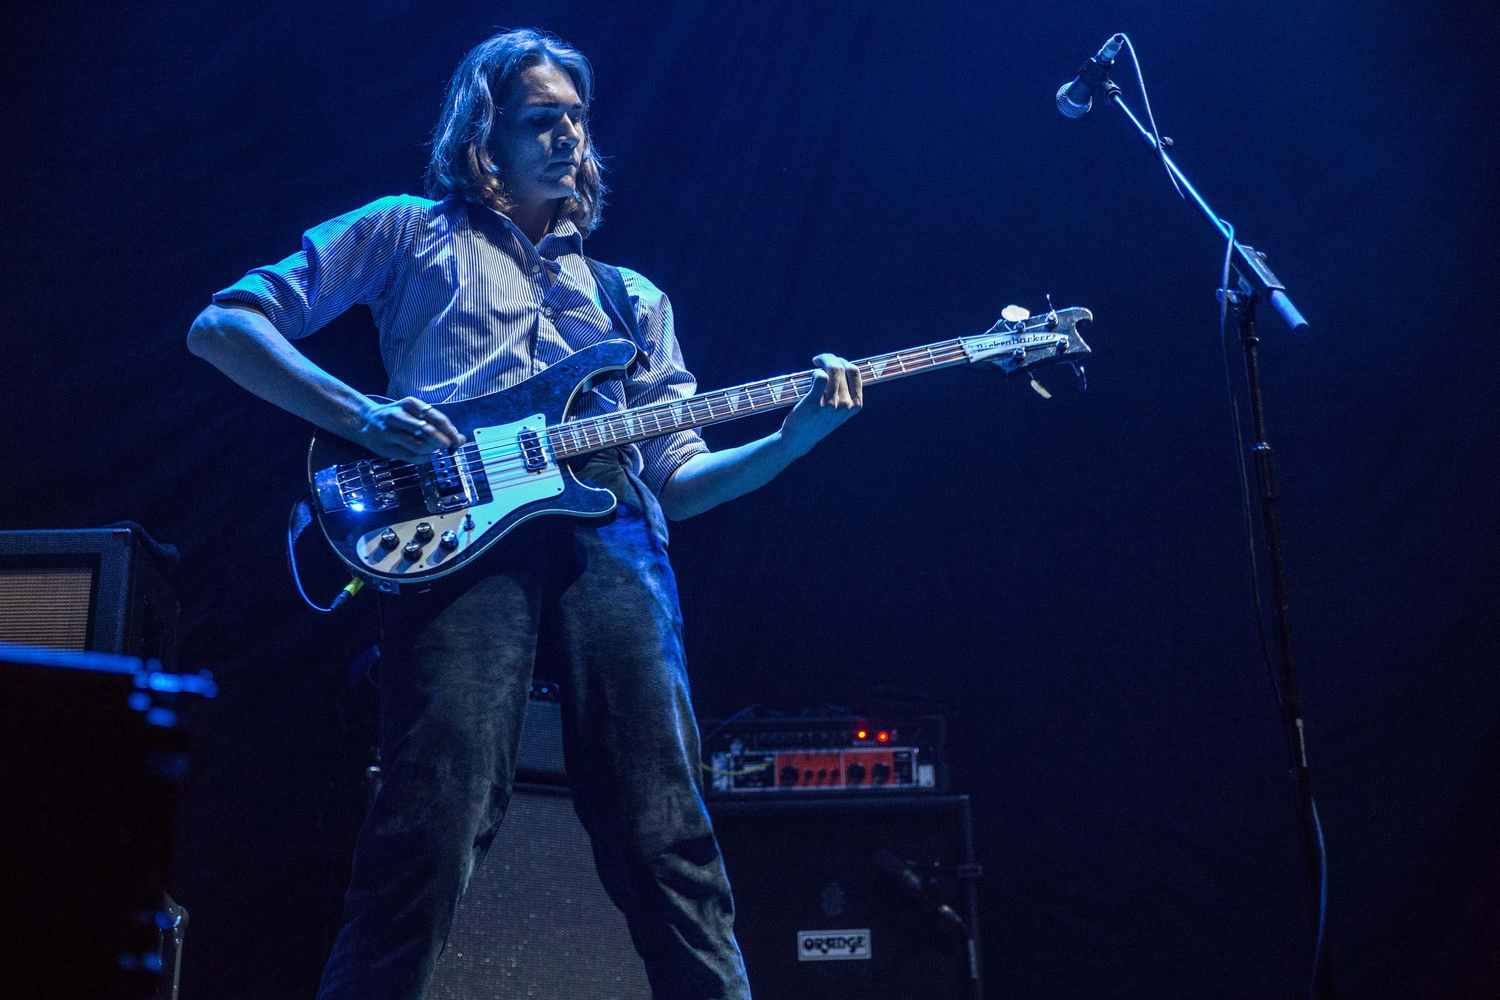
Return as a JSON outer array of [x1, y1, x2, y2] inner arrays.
[[212, 194, 710, 497]]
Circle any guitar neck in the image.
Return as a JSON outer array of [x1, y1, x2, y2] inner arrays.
[[547, 338, 973, 459]]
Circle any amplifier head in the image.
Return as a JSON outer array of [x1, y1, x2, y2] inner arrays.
[[701, 715, 947, 796]]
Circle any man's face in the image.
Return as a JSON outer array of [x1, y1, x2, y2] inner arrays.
[[492, 59, 587, 211]]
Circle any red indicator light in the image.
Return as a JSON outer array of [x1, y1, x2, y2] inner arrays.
[[856, 730, 867, 740], [876, 731, 889, 743]]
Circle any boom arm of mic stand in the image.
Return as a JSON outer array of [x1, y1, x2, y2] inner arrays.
[[1099, 80, 1309, 332]]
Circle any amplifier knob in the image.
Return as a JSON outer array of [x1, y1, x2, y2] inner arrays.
[[846, 763, 866, 785], [779, 765, 800, 787], [439, 530, 460, 550], [379, 529, 399, 550], [402, 541, 424, 560], [872, 762, 891, 785], [414, 522, 435, 542]]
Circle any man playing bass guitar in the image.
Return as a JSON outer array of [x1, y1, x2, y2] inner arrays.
[[187, 28, 860, 1000]]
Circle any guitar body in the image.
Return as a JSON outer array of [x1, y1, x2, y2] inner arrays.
[[309, 339, 638, 590]]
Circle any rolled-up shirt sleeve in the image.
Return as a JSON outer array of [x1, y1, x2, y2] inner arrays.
[[212, 195, 420, 340], [619, 268, 712, 498]]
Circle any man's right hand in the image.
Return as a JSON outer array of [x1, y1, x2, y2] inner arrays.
[[355, 396, 467, 463], [188, 305, 469, 464]]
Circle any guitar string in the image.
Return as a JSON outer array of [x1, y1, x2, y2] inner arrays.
[[540, 325, 1061, 450], [336, 327, 1069, 502], [449, 344, 968, 464], [348, 370, 844, 497], [348, 326, 1054, 480], [343, 344, 986, 496], [339, 321, 1062, 491], [345, 349, 972, 498], [339, 363, 992, 503]]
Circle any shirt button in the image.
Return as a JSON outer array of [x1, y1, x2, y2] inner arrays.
[[541, 305, 555, 318], [530, 264, 542, 275]]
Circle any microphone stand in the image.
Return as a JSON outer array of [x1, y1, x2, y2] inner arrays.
[[1094, 79, 1334, 999]]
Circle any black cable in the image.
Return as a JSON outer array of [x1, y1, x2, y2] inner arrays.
[[1212, 176, 1332, 1000], [1216, 226, 1284, 710], [1116, 42, 1327, 996], [1119, 35, 1184, 201], [699, 702, 760, 749], [1215, 192, 1328, 1000]]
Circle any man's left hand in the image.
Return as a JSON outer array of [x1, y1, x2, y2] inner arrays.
[[779, 353, 863, 457]]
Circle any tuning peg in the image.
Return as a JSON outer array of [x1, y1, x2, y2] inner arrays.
[[1044, 294, 1059, 330], [1000, 304, 1030, 322], [1029, 377, 1052, 399]]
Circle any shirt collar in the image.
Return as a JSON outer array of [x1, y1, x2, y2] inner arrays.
[[482, 204, 583, 259], [538, 217, 584, 259]]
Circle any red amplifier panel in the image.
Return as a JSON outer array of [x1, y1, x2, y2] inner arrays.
[[702, 716, 946, 795]]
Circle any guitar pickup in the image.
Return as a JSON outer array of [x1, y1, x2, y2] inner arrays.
[[517, 427, 548, 472]]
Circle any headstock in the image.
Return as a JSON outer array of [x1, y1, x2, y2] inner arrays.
[[958, 302, 1093, 382]]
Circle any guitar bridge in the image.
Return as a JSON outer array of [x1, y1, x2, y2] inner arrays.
[[315, 459, 400, 514]]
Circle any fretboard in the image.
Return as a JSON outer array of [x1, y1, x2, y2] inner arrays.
[[547, 337, 973, 459]]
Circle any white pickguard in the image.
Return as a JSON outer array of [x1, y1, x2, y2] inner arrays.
[[354, 415, 565, 575]]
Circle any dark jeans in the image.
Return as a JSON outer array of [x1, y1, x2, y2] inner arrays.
[[316, 453, 750, 1000]]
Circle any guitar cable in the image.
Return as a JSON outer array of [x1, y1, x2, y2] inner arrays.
[[287, 494, 367, 614]]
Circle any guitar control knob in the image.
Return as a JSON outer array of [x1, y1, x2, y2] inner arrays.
[[379, 529, 399, 550], [402, 541, 424, 560], [414, 522, 435, 543], [846, 763, 866, 785], [439, 530, 459, 550]]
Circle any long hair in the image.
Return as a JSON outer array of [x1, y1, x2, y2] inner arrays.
[[426, 29, 606, 233]]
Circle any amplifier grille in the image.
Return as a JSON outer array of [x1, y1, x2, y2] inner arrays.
[[0, 566, 94, 649], [429, 784, 650, 998]]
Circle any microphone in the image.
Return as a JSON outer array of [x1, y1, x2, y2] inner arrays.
[[870, 849, 966, 928], [1056, 34, 1125, 118]]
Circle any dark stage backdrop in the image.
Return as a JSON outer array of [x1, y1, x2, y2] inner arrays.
[[6, 1, 1497, 997]]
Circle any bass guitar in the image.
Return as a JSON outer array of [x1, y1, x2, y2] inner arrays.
[[308, 303, 1092, 590]]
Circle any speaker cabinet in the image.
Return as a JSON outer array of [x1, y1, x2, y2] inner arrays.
[[427, 783, 651, 999], [711, 795, 983, 1000], [426, 690, 651, 999], [0, 528, 179, 669]]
